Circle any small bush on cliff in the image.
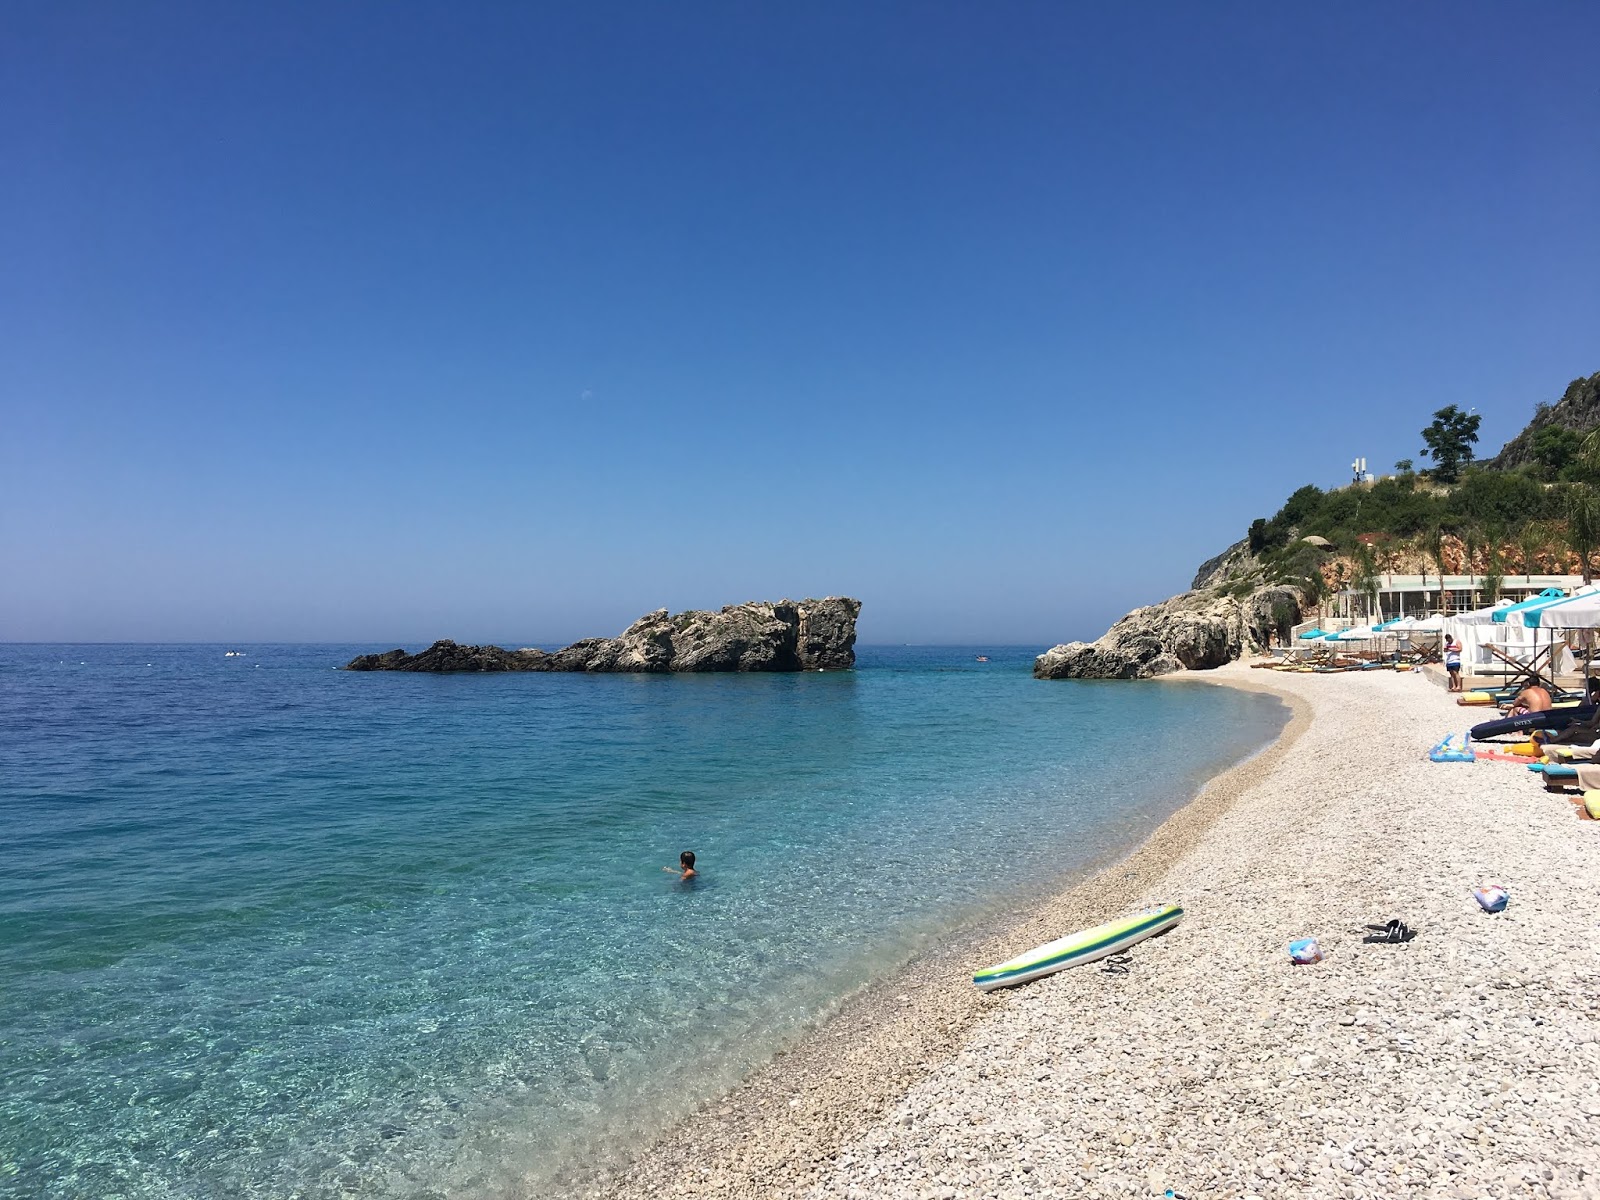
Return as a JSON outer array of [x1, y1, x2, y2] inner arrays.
[[1445, 469, 1558, 528]]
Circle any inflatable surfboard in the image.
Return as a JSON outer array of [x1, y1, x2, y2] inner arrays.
[[973, 904, 1183, 992], [1471, 705, 1596, 741]]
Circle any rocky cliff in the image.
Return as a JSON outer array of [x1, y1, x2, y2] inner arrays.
[[346, 597, 862, 674], [1034, 542, 1302, 680], [1487, 371, 1600, 470]]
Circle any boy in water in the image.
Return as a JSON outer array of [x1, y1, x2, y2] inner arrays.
[[663, 850, 697, 880]]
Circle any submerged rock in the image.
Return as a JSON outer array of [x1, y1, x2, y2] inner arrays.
[[345, 597, 861, 674]]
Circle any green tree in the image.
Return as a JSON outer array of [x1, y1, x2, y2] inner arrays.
[[1395, 458, 1414, 474], [1516, 522, 1549, 580], [1426, 525, 1449, 588], [1372, 534, 1403, 587], [1420, 405, 1482, 484], [1270, 597, 1297, 645], [1532, 425, 1582, 479], [1481, 525, 1505, 603], [1351, 541, 1381, 621], [1481, 547, 1504, 604], [1273, 485, 1325, 529], [1300, 567, 1328, 624], [1460, 524, 1481, 583], [1564, 485, 1600, 586]]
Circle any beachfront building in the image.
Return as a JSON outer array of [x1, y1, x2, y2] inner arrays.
[[1330, 574, 1585, 623]]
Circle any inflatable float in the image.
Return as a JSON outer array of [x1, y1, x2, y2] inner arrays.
[[1429, 733, 1476, 763], [1471, 705, 1596, 741], [973, 904, 1184, 991]]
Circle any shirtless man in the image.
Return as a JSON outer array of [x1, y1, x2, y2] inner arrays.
[[1506, 685, 1553, 718]]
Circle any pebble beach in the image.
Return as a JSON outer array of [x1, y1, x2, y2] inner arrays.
[[596, 665, 1600, 1200]]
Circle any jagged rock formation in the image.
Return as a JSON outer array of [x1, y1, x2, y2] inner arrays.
[[1035, 541, 1302, 680], [1488, 371, 1600, 470], [346, 598, 861, 674]]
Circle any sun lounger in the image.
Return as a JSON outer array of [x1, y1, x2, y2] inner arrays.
[[1530, 761, 1600, 790]]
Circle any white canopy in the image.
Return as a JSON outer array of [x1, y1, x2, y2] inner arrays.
[[1448, 599, 1515, 628], [1447, 600, 1573, 675], [1514, 589, 1600, 630], [1504, 582, 1600, 630]]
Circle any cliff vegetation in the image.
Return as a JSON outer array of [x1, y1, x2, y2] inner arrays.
[[1037, 370, 1600, 680]]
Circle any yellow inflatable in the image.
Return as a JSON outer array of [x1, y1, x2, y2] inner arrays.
[[1586, 790, 1600, 820], [1457, 691, 1496, 706], [1511, 740, 1541, 758]]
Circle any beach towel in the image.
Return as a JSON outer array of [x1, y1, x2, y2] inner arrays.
[[1548, 740, 1600, 762], [1474, 749, 1539, 764], [1574, 763, 1600, 791]]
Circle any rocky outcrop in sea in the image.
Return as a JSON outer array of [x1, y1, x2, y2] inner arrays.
[[1034, 542, 1301, 680], [346, 597, 862, 674]]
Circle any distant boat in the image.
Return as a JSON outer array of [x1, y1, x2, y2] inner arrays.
[[975, 655, 989, 662], [224, 651, 244, 658]]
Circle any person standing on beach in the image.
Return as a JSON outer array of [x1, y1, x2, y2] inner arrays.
[[1444, 637, 1463, 692], [664, 850, 697, 881]]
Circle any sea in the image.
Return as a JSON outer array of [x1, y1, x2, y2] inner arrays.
[[0, 643, 1287, 1199]]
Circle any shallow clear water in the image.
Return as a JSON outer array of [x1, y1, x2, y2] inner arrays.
[[0, 644, 1285, 1199]]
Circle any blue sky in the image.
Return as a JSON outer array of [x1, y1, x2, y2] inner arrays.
[[4, 3, 1597, 644]]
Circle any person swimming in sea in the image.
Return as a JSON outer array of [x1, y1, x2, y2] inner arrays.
[[663, 850, 697, 881]]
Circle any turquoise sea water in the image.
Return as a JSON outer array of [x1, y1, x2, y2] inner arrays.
[[1, 644, 1286, 1199]]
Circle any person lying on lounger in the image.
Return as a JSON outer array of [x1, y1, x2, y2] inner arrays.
[[1507, 686, 1553, 718], [1530, 678, 1600, 751]]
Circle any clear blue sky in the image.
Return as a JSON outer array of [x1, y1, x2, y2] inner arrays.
[[4, 3, 1597, 645]]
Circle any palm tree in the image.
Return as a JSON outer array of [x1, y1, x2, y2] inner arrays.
[[1577, 428, 1600, 473], [1352, 541, 1381, 622], [1329, 561, 1350, 621], [1564, 485, 1600, 585], [1377, 535, 1403, 588], [1482, 541, 1504, 605], [1301, 567, 1329, 625], [1461, 525, 1480, 586], [1426, 525, 1450, 613], [1517, 521, 1548, 581]]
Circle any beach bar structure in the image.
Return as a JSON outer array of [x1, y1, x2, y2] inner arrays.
[[1330, 574, 1585, 623]]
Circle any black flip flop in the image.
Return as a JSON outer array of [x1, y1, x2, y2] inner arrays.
[[1362, 919, 1416, 944]]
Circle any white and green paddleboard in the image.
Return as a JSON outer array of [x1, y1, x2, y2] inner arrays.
[[973, 904, 1184, 992]]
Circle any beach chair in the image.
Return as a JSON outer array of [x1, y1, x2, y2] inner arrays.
[[1485, 638, 1568, 696]]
